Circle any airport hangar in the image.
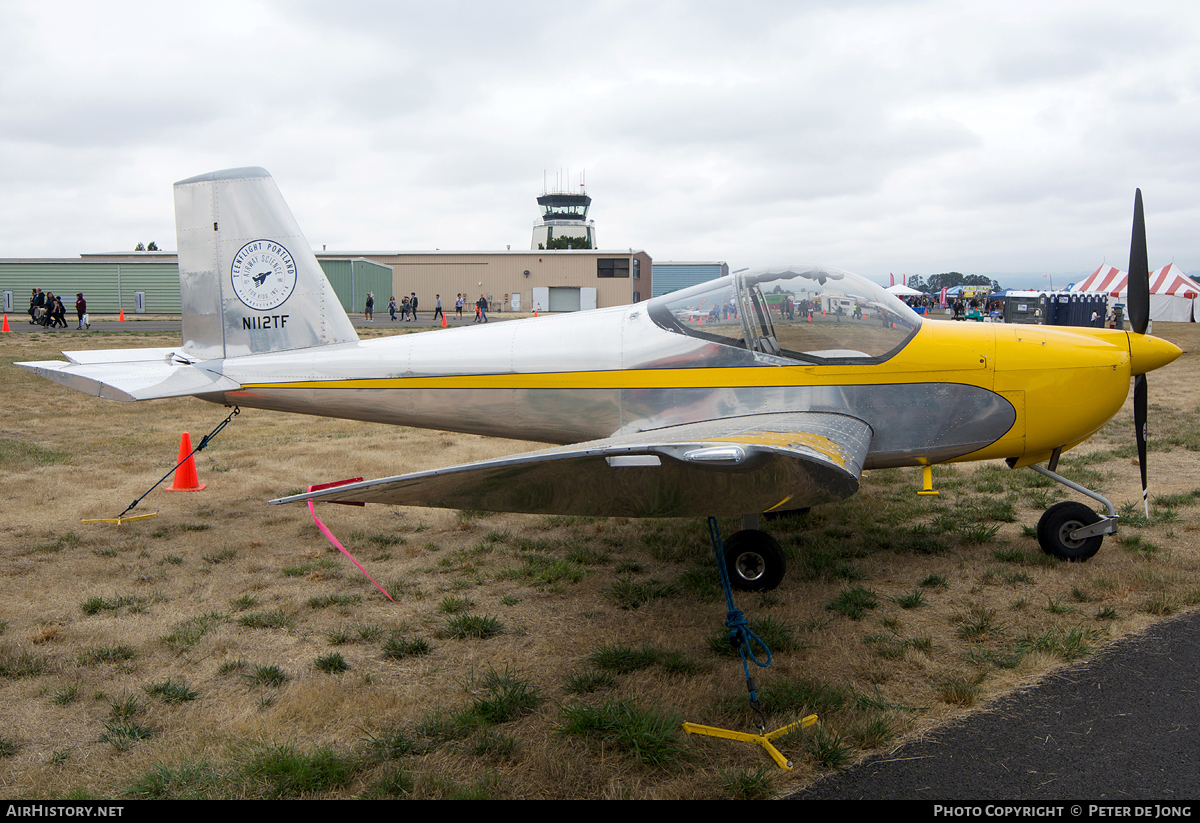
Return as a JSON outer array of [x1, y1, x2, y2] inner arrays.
[[0, 252, 728, 317]]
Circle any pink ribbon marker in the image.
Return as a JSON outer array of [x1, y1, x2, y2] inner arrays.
[[306, 480, 394, 602]]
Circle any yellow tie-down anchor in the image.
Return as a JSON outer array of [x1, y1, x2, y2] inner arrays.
[[682, 714, 818, 770], [81, 512, 159, 526]]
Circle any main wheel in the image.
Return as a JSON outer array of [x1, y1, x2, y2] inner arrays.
[[1037, 501, 1103, 561], [723, 529, 786, 591]]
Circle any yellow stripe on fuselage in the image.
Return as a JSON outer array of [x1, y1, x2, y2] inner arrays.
[[242, 318, 1003, 393], [244, 367, 906, 391]]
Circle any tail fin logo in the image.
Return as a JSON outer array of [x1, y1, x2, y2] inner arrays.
[[231, 240, 298, 311]]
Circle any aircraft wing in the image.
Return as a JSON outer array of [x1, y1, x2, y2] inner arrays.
[[272, 412, 873, 517], [14, 348, 240, 401]]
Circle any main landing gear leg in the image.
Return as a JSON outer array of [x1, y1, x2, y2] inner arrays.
[[1028, 464, 1118, 561]]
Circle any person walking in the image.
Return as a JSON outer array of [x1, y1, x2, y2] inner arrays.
[[409, 292, 418, 321], [433, 294, 444, 323], [455, 294, 464, 318], [40, 292, 56, 327], [365, 292, 374, 321], [476, 293, 488, 323], [29, 289, 45, 325], [50, 295, 68, 328], [76, 293, 88, 329], [388, 295, 397, 321]]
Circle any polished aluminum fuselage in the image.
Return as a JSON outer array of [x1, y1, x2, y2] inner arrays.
[[200, 304, 1019, 469]]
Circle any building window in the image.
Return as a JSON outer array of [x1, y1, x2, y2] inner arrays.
[[598, 258, 630, 278], [633, 259, 640, 279]]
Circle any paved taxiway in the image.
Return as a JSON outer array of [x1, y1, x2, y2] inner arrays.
[[795, 609, 1200, 799]]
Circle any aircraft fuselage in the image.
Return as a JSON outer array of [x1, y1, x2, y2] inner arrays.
[[202, 305, 1140, 471]]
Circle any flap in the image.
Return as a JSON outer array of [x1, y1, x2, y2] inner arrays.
[[272, 412, 874, 517]]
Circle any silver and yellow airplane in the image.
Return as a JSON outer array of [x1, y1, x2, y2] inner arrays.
[[16, 168, 1181, 590]]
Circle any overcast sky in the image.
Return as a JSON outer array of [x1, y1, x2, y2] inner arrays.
[[2, 0, 1197, 288]]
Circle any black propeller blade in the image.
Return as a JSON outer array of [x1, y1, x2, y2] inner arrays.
[[1129, 189, 1149, 336], [1134, 373, 1148, 516], [1129, 189, 1150, 515]]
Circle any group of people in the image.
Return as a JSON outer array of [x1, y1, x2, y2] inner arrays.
[[899, 294, 944, 312], [28, 288, 88, 330], [949, 297, 993, 320], [380, 292, 446, 322], [368, 292, 492, 323]]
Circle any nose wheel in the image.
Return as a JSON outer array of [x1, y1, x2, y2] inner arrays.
[[1026, 465, 1118, 561], [723, 529, 786, 591], [1036, 501, 1104, 561]]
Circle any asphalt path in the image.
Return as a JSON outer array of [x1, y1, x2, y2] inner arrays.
[[793, 608, 1200, 801]]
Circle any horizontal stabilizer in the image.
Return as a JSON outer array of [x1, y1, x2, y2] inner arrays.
[[15, 354, 240, 401], [272, 412, 873, 517]]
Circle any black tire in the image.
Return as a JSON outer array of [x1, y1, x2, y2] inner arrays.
[[723, 529, 786, 591], [1037, 501, 1103, 561], [1036, 500, 1089, 551]]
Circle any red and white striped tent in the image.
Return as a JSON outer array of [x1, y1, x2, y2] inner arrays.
[[1069, 263, 1200, 321], [1071, 265, 1127, 295]]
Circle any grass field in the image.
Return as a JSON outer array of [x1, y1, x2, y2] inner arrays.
[[1, 322, 1198, 799]]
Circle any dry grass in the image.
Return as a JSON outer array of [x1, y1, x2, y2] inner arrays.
[[1, 323, 1199, 799]]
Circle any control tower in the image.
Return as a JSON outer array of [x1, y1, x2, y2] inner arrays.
[[532, 174, 596, 249]]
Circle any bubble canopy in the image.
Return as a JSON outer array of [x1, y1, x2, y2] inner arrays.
[[646, 265, 922, 364]]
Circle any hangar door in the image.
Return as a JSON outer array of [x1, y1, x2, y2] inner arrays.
[[535, 287, 597, 312], [549, 287, 580, 312]]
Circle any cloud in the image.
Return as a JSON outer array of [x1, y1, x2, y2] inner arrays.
[[2, 0, 1199, 282]]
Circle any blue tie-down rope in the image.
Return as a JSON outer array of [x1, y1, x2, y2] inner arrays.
[[707, 516, 772, 725], [682, 517, 817, 769]]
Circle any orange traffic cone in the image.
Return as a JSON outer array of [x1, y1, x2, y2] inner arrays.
[[168, 433, 206, 491], [1, 314, 9, 333], [119, 308, 125, 321], [441, 311, 447, 328]]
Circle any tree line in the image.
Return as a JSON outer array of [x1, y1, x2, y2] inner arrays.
[[904, 272, 1001, 292]]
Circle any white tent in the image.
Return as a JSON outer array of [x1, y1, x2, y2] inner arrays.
[[1069, 263, 1200, 322], [886, 284, 924, 296]]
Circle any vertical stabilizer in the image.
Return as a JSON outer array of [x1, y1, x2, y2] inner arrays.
[[173, 167, 358, 360]]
